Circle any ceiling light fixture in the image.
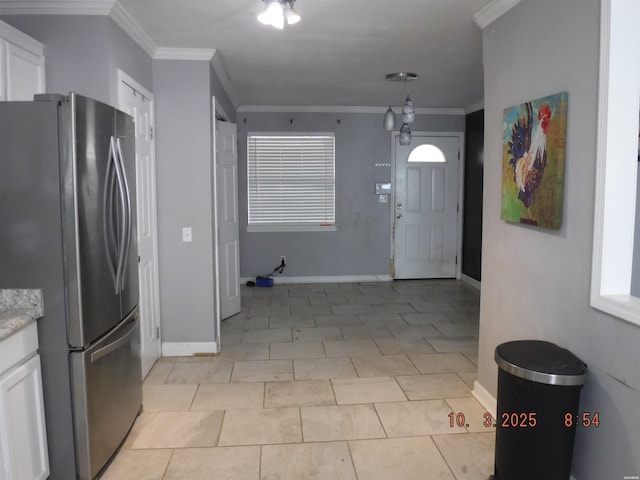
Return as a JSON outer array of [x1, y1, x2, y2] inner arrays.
[[258, 0, 301, 30], [384, 72, 418, 145]]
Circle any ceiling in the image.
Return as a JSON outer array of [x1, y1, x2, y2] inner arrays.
[[119, 0, 488, 110]]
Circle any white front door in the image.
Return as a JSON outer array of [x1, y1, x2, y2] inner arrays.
[[118, 73, 161, 377], [215, 120, 241, 321], [393, 134, 461, 279]]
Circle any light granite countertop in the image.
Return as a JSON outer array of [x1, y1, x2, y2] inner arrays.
[[0, 289, 44, 341]]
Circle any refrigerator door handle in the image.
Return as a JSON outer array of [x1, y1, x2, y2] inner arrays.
[[115, 137, 132, 291], [112, 136, 128, 294], [89, 316, 137, 363], [103, 137, 119, 294]]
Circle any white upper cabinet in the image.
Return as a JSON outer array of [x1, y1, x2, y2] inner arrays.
[[0, 20, 45, 101]]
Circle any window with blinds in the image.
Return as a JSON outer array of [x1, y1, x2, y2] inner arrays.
[[247, 133, 336, 231]]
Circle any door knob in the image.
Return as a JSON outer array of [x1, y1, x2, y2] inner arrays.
[[396, 214, 402, 219]]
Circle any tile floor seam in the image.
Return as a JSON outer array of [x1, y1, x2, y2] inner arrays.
[[371, 402, 390, 439], [391, 375, 409, 402], [429, 435, 459, 480], [298, 406, 305, 443], [187, 384, 199, 411], [160, 448, 175, 480], [344, 438, 360, 480]]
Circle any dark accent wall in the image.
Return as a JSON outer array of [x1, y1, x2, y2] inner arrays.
[[462, 109, 484, 281]]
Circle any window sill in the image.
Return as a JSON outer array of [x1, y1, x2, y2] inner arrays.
[[247, 224, 337, 233], [591, 294, 640, 328]]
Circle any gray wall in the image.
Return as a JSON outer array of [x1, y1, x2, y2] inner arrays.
[[107, 18, 154, 102], [153, 59, 217, 343], [210, 62, 235, 123], [0, 15, 152, 106], [478, 0, 640, 478], [236, 111, 464, 278]]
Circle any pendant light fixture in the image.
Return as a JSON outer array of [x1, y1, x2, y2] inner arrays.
[[402, 94, 415, 124], [383, 106, 396, 131], [384, 72, 418, 144], [258, 0, 301, 30], [399, 122, 412, 145]]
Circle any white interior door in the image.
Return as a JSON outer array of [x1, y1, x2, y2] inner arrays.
[[118, 73, 161, 377], [393, 134, 461, 279], [215, 119, 241, 321], [5, 39, 45, 101]]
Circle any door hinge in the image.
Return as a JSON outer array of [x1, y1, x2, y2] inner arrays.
[[455, 256, 458, 265], [458, 150, 460, 160], [457, 203, 459, 213], [155, 326, 160, 339], [149, 125, 154, 140]]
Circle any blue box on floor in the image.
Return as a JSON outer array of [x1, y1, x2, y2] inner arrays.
[[256, 276, 274, 287]]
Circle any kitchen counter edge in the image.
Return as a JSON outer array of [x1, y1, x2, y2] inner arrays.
[[0, 289, 44, 341]]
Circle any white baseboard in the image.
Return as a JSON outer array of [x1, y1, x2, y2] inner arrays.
[[461, 274, 481, 290], [241, 274, 393, 285], [161, 342, 219, 357], [472, 380, 497, 418]]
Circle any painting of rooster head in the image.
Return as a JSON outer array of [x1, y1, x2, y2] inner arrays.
[[538, 104, 551, 134]]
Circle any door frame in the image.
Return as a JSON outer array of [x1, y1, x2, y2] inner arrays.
[[211, 96, 233, 352], [116, 69, 161, 375], [389, 130, 466, 279]]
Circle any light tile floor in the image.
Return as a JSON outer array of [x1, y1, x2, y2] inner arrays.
[[101, 279, 495, 480]]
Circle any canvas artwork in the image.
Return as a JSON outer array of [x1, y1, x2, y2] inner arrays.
[[501, 91, 568, 229]]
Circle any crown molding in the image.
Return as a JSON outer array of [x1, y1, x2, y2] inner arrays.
[[0, 18, 43, 53], [464, 100, 485, 114], [0, 0, 114, 15], [0, 1, 158, 56], [237, 105, 465, 115], [473, 0, 521, 29], [154, 47, 215, 61], [111, 1, 156, 57], [211, 51, 239, 110]]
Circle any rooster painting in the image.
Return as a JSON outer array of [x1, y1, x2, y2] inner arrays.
[[501, 92, 568, 230]]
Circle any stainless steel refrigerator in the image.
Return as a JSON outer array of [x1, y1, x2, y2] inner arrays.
[[0, 93, 142, 479]]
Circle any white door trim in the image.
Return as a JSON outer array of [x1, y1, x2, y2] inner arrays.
[[389, 130, 465, 279], [117, 69, 153, 102], [214, 112, 241, 324], [117, 69, 161, 374], [212, 97, 221, 353]]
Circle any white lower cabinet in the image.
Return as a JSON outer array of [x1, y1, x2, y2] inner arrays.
[[0, 326, 49, 480]]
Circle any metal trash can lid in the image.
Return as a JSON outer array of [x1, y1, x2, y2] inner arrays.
[[495, 340, 587, 386]]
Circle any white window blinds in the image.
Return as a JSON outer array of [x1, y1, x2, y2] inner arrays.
[[247, 134, 336, 230]]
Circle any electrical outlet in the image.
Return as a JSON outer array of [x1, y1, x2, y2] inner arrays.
[[280, 255, 286, 265]]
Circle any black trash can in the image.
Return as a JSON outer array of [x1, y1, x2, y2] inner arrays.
[[493, 340, 587, 480]]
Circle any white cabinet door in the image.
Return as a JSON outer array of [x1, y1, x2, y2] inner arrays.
[[5, 41, 44, 101], [0, 354, 50, 480]]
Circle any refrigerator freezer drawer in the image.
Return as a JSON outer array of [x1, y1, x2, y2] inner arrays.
[[70, 308, 142, 480]]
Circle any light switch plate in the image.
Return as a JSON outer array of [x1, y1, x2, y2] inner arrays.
[[182, 227, 192, 242]]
